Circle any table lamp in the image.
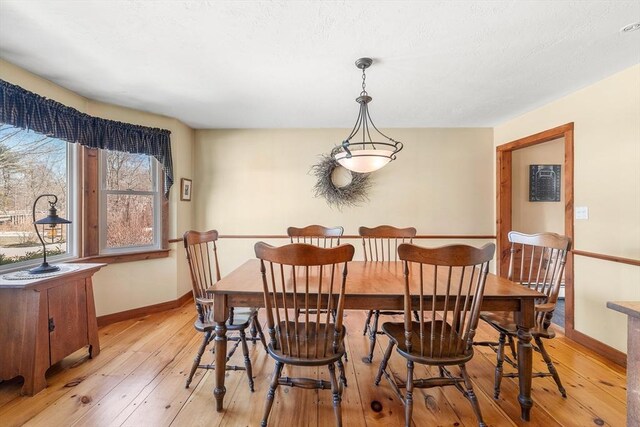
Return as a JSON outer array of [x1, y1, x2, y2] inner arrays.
[[29, 194, 71, 274]]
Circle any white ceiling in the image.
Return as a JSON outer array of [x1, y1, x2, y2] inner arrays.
[[0, 1, 638, 129]]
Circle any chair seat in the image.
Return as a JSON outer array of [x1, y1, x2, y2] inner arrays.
[[382, 320, 473, 365], [267, 322, 345, 365], [480, 311, 555, 339], [195, 307, 256, 332]]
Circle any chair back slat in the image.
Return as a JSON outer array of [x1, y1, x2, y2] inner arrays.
[[359, 225, 417, 262], [449, 265, 465, 352], [291, 267, 300, 356], [255, 242, 354, 360], [184, 230, 222, 322], [261, 262, 278, 350], [288, 225, 344, 248], [507, 232, 571, 329], [419, 263, 425, 355], [399, 243, 495, 359]]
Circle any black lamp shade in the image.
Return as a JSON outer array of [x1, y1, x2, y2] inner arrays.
[[34, 215, 72, 226]]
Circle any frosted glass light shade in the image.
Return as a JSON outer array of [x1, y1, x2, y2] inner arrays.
[[334, 149, 393, 173]]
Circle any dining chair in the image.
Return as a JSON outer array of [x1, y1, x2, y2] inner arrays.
[[183, 230, 266, 391], [287, 225, 344, 247], [476, 231, 571, 398], [359, 225, 417, 363], [288, 225, 347, 361], [255, 242, 355, 427], [375, 243, 495, 427]]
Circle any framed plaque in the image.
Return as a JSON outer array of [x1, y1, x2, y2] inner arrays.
[[529, 165, 561, 202]]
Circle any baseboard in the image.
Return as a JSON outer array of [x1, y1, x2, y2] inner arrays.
[[566, 328, 627, 367], [97, 291, 193, 327]]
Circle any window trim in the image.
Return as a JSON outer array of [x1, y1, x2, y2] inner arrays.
[[57, 141, 80, 262], [82, 147, 169, 263], [76, 249, 171, 265]]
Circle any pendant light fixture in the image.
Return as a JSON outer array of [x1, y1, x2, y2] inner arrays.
[[334, 57, 403, 173]]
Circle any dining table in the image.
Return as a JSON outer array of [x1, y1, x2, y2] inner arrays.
[[208, 259, 544, 421]]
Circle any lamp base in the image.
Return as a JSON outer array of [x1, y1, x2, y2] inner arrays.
[[29, 262, 60, 274]]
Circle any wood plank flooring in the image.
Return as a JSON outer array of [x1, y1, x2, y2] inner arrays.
[[0, 304, 627, 426]]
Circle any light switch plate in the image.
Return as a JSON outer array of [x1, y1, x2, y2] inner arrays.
[[575, 206, 589, 220]]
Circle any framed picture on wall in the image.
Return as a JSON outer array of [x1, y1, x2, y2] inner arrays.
[[180, 178, 192, 201], [529, 165, 561, 201]]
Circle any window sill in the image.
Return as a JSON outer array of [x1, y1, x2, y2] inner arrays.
[[76, 249, 171, 265]]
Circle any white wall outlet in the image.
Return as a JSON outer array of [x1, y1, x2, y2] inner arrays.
[[575, 206, 589, 220]]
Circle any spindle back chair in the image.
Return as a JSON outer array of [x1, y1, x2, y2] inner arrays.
[[359, 225, 417, 363], [287, 225, 344, 247], [359, 225, 416, 262], [478, 231, 571, 398], [287, 225, 346, 352], [375, 243, 495, 427], [255, 242, 355, 427], [183, 230, 264, 391]]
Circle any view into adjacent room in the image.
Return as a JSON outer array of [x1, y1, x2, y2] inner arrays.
[[511, 137, 566, 327]]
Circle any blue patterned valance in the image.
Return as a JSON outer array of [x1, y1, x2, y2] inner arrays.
[[0, 79, 173, 197]]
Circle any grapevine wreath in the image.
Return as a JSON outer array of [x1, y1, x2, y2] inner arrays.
[[310, 147, 371, 209]]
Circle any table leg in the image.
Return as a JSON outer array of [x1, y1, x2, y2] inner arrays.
[[213, 294, 229, 412], [628, 316, 640, 426], [515, 298, 535, 421]]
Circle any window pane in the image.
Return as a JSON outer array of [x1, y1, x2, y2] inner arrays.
[[105, 194, 154, 248], [104, 150, 153, 191], [0, 125, 71, 269]]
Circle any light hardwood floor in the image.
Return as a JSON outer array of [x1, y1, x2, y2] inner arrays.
[[0, 304, 627, 426]]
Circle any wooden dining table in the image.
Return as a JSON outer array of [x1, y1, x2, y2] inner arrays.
[[208, 259, 544, 421]]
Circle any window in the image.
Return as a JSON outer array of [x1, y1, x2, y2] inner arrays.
[[99, 150, 161, 253], [81, 146, 169, 262], [0, 126, 168, 270], [0, 125, 77, 271], [1, 79, 172, 266]]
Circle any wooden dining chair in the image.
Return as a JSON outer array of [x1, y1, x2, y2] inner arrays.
[[288, 225, 346, 360], [255, 242, 355, 427], [476, 231, 571, 398], [287, 225, 344, 247], [359, 225, 417, 363], [375, 243, 495, 427], [183, 230, 266, 391]]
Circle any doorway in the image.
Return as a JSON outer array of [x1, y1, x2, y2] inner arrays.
[[496, 123, 575, 333]]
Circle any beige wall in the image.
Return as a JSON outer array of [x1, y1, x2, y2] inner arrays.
[[194, 128, 495, 270], [511, 138, 565, 234], [0, 59, 195, 316], [4, 56, 638, 356], [495, 64, 640, 353]]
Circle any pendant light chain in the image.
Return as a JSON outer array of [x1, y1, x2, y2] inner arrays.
[[361, 67, 367, 96]]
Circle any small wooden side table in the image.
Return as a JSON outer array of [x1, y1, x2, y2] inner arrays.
[[0, 263, 104, 396], [607, 301, 640, 426]]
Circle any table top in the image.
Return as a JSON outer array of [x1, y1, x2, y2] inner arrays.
[[0, 263, 105, 289], [607, 301, 640, 319], [210, 259, 543, 300]]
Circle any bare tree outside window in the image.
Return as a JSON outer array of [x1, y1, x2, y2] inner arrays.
[[0, 125, 69, 268], [1, 125, 162, 265], [101, 150, 159, 250]]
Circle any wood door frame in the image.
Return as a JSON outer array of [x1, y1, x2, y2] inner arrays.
[[496, 122, 575, 333]]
